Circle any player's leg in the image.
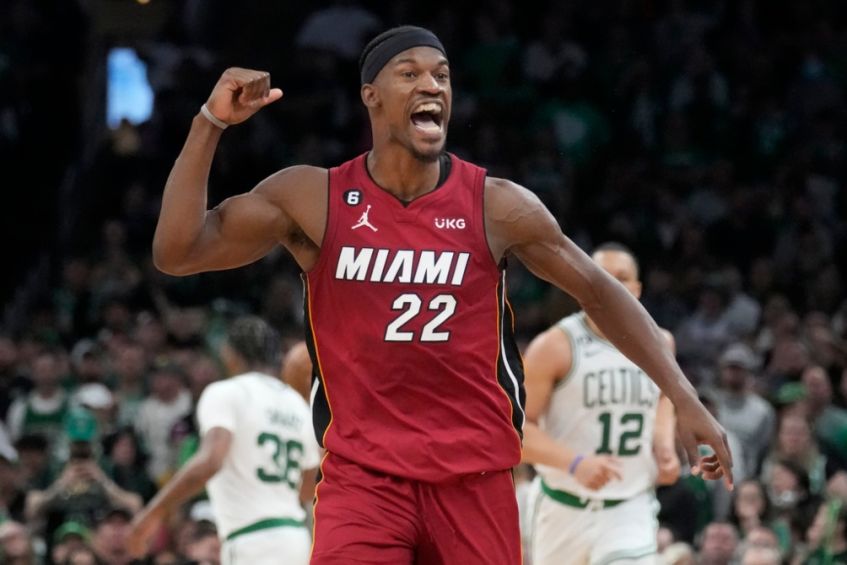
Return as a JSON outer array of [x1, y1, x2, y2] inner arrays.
[[588, 492, 659, 565], [221, 526, 311, 565], [528, 479, 593, 565], [415, 470, 522, 565], [310, 452, 417, 564]]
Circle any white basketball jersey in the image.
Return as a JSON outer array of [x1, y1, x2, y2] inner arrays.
[[536, 313, 660, 499], [197, 372, 320, 539]]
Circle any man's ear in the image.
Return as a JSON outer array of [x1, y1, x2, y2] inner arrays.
[[361, 84, 380, 109]]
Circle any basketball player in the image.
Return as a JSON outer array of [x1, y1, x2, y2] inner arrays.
[[148, 26, 732, 564], [127, 317, 319, 564], [522, 243, 680, 565]]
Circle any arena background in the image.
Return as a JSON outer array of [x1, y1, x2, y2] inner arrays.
[[1, 1, 846, 564]]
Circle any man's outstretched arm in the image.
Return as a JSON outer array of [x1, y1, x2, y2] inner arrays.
[[152, 68, 325, 275], [485, 177, 733, 489]]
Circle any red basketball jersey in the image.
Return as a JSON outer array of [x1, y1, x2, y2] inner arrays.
[[304, 153, 524, 482]]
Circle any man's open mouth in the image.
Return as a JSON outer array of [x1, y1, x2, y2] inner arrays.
[[410, 102, 443, 134]]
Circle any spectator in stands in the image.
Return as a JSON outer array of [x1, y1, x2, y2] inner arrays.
[[182, 520, 221, 565], [803, 500, 847, 564], [6, 350, 69, 453], [745, 525, 780, 552], [801, 365, 847, 465], [169, 353, 221, 468], [711, 343, 775, 477], [0, 520, 37, 565], [738, 544, 781, 565], [90, 507, 134, 565], [68, 340, 105, 386], [763, 459, 819, 555], [51, 521, 91, 565], [761, 412, 827, 495], [110, 341, 149, 427], [0, 449, 21, 523], [134, 362, 191, 483], [24, 409, 141, 547], [730, 480, 772, 537], [698, 521, 740, 565], [101, 426, 157, 502], [675, 279, 735, 385]]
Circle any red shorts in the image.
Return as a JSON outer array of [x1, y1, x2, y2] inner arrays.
[[310, 452, 521, 564]]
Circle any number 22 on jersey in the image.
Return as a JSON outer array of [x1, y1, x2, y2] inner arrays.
[[384, 293, 457, 342]]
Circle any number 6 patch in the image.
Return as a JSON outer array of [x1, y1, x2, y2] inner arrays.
[[344, 189, 362, 206]]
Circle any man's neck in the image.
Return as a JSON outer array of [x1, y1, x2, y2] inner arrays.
[[367, 146, 441, 202]]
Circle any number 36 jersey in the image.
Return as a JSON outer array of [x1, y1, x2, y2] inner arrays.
[[196, 372, 320, 539], [537, 313, 661, 499], [304, 153, 524, 483]]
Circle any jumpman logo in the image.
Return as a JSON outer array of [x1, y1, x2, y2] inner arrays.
[[352, 204, 378, 232]]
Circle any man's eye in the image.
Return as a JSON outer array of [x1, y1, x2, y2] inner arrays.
[[403, 71, 415, 78]]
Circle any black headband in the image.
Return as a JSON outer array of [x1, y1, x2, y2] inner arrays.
[[359, 26, 446, 85]]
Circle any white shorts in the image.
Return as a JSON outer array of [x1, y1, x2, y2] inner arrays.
[[221, 524, 311, 565], [527, 479, 659, 565]]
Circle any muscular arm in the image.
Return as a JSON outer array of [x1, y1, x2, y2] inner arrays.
[[487, 179, 695, 406], [486, 178, 732, 484], [152, 119, 324, 276], [152, 69, 327, 276]]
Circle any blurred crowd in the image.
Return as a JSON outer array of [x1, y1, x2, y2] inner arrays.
[[2, 0, 847, 563]]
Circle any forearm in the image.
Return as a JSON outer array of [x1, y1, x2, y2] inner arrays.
[[654, 395, 677, 450], [143, 455, 217, 518], [521, 422, 578, 472], [152, 114, 222, 272], [582, 276, 697, 407]]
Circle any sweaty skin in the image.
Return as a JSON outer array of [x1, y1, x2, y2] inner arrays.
[[153, 50, 732, 487]]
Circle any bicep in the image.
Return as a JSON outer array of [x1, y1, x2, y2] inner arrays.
[[174, 165, 325, 275], [188, 188, 288, 272], [523, 329, 571, 422]]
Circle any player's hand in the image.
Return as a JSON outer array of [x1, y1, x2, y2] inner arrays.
[[204, 67, 283, 126], [573, 455, 623, 490], [127, 507, 163, 558], [675, 395, 734, 490], [654, 444, 681, 486]]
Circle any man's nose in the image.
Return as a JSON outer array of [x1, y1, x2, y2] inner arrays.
[[416, 73, 442, 93]]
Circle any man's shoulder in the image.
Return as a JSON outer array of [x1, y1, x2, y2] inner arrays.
[[199, 377, 244, 403], [258, 165, 328, 200], [483, 175, 523, 193]]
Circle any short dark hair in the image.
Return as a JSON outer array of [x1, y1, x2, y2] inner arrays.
[[225, 316, 281, 368], [593, 241, 640, 277]]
